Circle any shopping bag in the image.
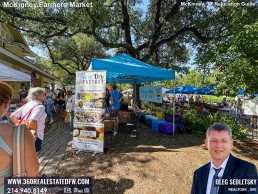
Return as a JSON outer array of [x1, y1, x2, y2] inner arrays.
[[65, 112, 71, 122]]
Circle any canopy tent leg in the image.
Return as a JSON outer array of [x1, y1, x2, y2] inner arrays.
[[172, 79, 176, 137], [133, 79, 137, 110]]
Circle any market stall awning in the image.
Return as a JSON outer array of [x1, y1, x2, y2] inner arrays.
[[90, 53, 175, 84], [122, 88, 133, 93], [0, 63, 31, 82], [194, 87, 215, 95], [166, 85, 198, 94]]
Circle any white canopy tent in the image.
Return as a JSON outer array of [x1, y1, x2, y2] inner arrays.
[[153, 85, 170, 94], [162, 87, 170, 94], [122, 88, 133, 94], [0, 63, 31, 82]]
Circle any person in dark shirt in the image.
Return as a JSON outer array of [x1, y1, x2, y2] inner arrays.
[[55, 91, 65, 114], [221, 97, 229, 107], [105, 88, 110, 109]]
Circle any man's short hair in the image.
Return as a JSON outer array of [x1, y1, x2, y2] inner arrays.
[[206, 123, 232, 139], [112, 84, 117, 90]]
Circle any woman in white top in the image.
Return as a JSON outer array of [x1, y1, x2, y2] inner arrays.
[[11, 87, 47, 152], [66, 90, 75, 128]]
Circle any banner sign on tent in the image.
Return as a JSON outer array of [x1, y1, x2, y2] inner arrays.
[[243, 100, 258, 116], [139, 86, 162, 103], [72, 71, 106, 153]]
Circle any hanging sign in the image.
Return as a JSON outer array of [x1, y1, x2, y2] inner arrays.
[[72, 71, 106, 153], [139, 86, 162, 103], [243, 100, 258, 116]]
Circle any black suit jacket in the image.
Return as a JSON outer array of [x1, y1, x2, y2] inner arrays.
[[191, 154, 258, 194]]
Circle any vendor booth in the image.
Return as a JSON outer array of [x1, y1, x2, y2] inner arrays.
[[89, 53, 177, 137], [0, 63, 31, 82]]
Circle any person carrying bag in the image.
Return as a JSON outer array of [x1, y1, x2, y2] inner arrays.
[[11, 87, 47, 152]]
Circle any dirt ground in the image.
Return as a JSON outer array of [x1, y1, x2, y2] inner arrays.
[[55, 123, 258, 194]]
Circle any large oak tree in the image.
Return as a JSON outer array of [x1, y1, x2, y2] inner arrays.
[[0, 0, 226, 67], [1, 0, 251, 102]]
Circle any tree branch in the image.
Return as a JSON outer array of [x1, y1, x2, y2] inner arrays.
[[0, 19, 69, 39], [143, 27, 212, 61], [45, 41, 75, 76], [147, 0, 162, 52], [0, 7, 66, 24], [139, 0, 185, 59], [164, 0, 185, 22], [120, 1, 133, 48]]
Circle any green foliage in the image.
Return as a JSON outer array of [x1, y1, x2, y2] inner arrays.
[[40, 34, 107, 84], [183, 110, 248, 140], [196, 2, 258, 95], [163, 104, 186, 116], [175, 70, 217, 88], [153, 70, 217, 89], [141, 101, 184, 116], [163, 109, 173, 116], [201, 95, 234, 103], [141, 101, 162, 114]]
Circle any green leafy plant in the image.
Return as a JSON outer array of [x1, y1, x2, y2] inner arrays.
[[183, 110, 249, 140]]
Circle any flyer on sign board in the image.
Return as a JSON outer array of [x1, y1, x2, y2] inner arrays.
[[72, 71, 106, 153]]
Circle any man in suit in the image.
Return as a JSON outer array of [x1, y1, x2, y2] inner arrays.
[[191, 123, 257, 194]]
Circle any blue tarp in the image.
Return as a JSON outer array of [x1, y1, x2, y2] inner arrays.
[[238, 89, 246, 95], [194, 87, 215, 95], [90, 53, 175, 84], [166, 85, 198, 94]]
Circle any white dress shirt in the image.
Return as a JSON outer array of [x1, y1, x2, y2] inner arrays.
[[206, 156, 229, 194]]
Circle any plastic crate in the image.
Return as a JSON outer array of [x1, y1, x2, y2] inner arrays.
[[151, 120, 167, 132]]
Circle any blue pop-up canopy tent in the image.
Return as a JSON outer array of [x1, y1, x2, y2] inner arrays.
[[89, 53, 175, 84], [166, 85, 198, 94], [194, 87, 215, 95]]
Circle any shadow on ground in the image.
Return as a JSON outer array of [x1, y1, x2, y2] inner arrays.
[[93, 178, 134, 194], [106, 122, 205, 153], [232, 140, 258, 160]]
